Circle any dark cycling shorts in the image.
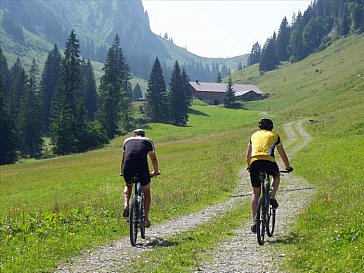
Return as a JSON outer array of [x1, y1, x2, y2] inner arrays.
[[123, 166, 151, 186], [249, 160, 279, 188]]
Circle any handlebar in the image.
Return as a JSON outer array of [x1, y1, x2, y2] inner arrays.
[[246, 167, 293, 173], [120, 170, 161, 177]]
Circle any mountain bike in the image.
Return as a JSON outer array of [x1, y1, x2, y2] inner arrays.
[[129, 173, 159, 246], [256, 170, 290, 245]]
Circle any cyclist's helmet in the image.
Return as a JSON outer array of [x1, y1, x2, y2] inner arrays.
[[133, 128, 145, 137], [259, 118, 274, 131]]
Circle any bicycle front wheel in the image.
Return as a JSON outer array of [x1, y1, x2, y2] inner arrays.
[[129, 200, 138, 246], [256, 197, 265, 245], [266, 206, 276, 237]]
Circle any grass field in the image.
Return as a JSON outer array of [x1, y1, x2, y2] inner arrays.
[[0, 105, 259, 272], [1, 33, 364, 272]]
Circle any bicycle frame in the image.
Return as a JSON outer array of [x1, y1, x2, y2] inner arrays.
[[129, 176, 145, 246], [256, 170, 289, 245], [256, 171, 274, 245]]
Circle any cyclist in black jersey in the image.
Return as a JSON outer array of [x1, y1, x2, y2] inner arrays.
[[120, 129, 159, 227]]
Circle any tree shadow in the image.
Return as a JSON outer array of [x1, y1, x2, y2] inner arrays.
[[188, 108, 209, 116]]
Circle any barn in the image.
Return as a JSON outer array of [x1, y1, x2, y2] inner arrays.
[[189, 81, 265, 105]]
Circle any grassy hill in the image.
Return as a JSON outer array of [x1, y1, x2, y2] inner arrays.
[[0, 34, 363, 272]]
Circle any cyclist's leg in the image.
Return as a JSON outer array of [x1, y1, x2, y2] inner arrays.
[[140, 171, 152, 224], [249, 161, 262, 224], [122, 167, 134, 213], [252, 186, 261, 223], [271, 173, 280, 199], [269, 162, 280, 199], [124, 184, 133, 208], [142, 183, 151, 221]]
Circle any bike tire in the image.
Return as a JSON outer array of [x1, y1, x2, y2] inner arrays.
[[267, 205, 276, 237], [140, 197, 146, 239], [256, 197, 265, 245], [129, 200, 138, 246]]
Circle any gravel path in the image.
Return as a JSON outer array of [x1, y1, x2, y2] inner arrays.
[[55, 120, 314, 273], [194, 120, 315, 273]]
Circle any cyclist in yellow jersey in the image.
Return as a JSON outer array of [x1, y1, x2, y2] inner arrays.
[[246, 118, 293, 233]]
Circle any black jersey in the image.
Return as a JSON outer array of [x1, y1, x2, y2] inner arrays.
[[122, 136, 155, 181]]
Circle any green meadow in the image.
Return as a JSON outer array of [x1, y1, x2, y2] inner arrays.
[[0, 104, 259, 272], [1, 33, 364, 272]]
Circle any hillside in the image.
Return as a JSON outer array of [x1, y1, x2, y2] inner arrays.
[[0, 0, 246, 80], [233, 34, 364, 131]]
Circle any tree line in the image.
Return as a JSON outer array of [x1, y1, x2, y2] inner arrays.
[[0, 30, 192, 165], [248, 0, 364, 72]]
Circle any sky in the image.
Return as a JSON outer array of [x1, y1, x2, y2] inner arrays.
[[142, 0, 312, 58]]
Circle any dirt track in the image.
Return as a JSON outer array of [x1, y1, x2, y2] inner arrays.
[[55, 120, 314, 273]]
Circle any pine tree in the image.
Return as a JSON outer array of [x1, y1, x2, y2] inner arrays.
[[302, 17, 328, 53], [0, 72, 17, 164], [132, 83, 143, 101], [81, 59, 97, 120], [8, 58, 26, 125], [0, 47, 10, 92], [276, 17, 291, 61], [18, 59, 43, 157], [145, 57, 169, 123], [248, 42, 261, 65], [181, 67, 191, 121], [50, 30, 85, 155], [216, 72, 222, 83], [97, 35, 131, 138], [119, 81, 133, 132], [40, 44, 62, 133], [348, 1, 364, 32], [288, 12, 308, 62], [259, 37, 279, 72], [223, 76, 236, 108], [168, 60, 189, 126]]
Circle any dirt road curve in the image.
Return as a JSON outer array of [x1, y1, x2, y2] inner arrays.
[[55, 120, 314, 273]]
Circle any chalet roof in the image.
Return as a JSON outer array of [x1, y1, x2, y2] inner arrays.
[[189, 81, 264, 95]]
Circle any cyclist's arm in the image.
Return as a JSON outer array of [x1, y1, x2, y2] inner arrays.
[[149, 152, 159, 175], [120, 152, 125, 175], [276, 145, 291, 169], [246, 143, 252, 167]]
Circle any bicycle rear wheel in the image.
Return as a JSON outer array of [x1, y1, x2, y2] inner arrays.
[[129, 200, 138, 246], [266, 206, 276, 237], [256, 197, 265, 245], [140, 198, 146, 239]]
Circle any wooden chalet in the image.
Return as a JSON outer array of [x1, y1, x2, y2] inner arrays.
[[189, 81, 265, 105]]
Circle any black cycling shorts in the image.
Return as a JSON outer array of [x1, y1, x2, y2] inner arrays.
[[123, 166, 151, 186], [249, 160, 279, 188]]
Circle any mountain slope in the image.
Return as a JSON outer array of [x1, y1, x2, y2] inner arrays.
[[0, 0, 246, 79], [233, 34, 364, 129]]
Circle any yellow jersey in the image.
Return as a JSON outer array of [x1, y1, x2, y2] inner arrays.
[[249, 130, 282, 163]]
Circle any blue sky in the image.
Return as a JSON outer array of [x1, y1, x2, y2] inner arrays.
[[142, 0, 312, 58]]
